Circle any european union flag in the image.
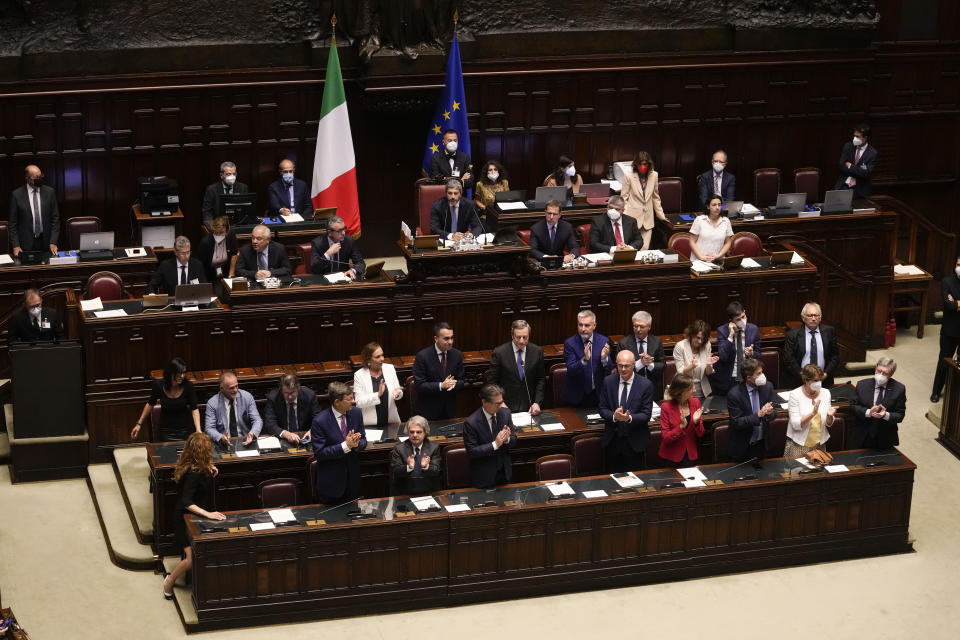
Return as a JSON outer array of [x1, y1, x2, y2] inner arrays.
[[422, 32, 470, 177]]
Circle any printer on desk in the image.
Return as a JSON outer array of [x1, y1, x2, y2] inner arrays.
[[139, 176, 180, 216]]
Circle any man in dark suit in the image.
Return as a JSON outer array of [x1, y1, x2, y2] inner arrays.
[[235, 224, 291, 280], [783, 302, 839, 389], [429, 179, 484, 239], [726, 358, 777, 463], [428, 129, 474, 190], [8, 164, 60, 256], [589, 195, 643, 253], [310, 381, 367, 504], [463, 384, 517, 488], [616, 310, 666, 401], [263, 373, 321, 444], [310, 215, 365, 279], [562, 310, 612, 407], [412, 322, 465, 419], [486, 319, 546, 414], [266, 158, 314, 218], [529, 199, 579, 263], [697, 149, 736, 207], [931, 256, 960, 402], [851, 357, 907, 450], [389, 416, 442, 495], [201, 161, 249, 226], [834, 123, 878, 199], [710, 301, 762, 395], [146, 236, 207, 294], [599, 351, 653, 472], [9, 288, 64, 343]]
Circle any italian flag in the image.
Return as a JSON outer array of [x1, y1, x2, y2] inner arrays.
[[311, 39, 360, 236]]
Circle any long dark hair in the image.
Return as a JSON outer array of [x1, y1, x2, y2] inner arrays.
[[163, 357, 188, 392], [633, 151, 655, 183], [552, 155, 575, 186], [481, 160, 507, 186]]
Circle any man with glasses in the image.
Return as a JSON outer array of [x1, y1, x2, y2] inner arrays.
[[310, 215, 365, 279], [589, 195, 643, 253], [9, 288, 64, 343], [783, 302, 839, 388], [235, 224, 291, 280], [267, 158, 314, 218], [599, 350, 653, 472], [146, 235, 207, 294], [697, 149, 736, 207], [8, 164, 60, 258], [204, 372, 262, 447]]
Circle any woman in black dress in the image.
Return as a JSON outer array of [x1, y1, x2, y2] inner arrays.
[[162, 432, 225, 600], [131, 357, 200, 442]]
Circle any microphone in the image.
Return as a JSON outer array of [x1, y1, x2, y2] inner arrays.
[[716, 457, 760, 477], [854, 452, 898, 467]]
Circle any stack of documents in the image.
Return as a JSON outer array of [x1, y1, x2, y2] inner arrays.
[[893, 264, 925, 276], [497, 202, 527, 211], [691, 260, 720, 273], [268, 508, 297, 524], [410, 496, 442, 511], [547, 482, 575, 497], [281, 213, 304, 223], [611, 472, 643, 488]]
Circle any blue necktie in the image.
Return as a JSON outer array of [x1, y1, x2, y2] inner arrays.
[[516, 349, 524, 379], [258, 251, 267, 271], [619, 380, 630, 407], [584, 339, 594, 391], [288, 185, 295, 210], [549, 225, 556, 248], [451, 205, 459, 233], [749, 387, 762, 444]]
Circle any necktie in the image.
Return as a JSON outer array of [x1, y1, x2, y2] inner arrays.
[[584, 339, 594, 391], [809, 330, 819, 367], [288, 185, 295, 209], [749, 388, 762, 444], [32, 187, 41, 236], [339, 413, 348, 437], [614, 221, 623, 245], [735, 331, 744, 381], [715, 174, 721, 196], [549, 225, 556, 248], [440, 351, 447, 376], [33, 314, 40, 330], [258, 251, 267, 271], [489, 413, 497, 435], [226, 186, 233, 195], [180, 265, 187, 285], [620, 380, 630, 408], [228, 398, 238, 437], [638, 339, 647, 376], [451, 205, 458, 232], [516, 349, 524, 379], [847, 148, 863, 187], [287, 402, 297, 430], [855, 147, 863, 164], [876, 386, 885, 406], [412, 446, 422, 477]]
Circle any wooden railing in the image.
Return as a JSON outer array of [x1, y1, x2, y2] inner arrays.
[[873, 194, 956, 280]]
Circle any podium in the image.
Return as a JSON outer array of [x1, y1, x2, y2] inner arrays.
[[938, 358, 960, 459]]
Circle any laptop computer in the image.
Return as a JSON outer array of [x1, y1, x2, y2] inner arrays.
[[820, 189, 854, 215], [580, 183, 610, 199], [362, 260, 385, 281], [769, 192, 806, 217], [723, 201, 744, 218], [612, 248, 638, 264], [494, 189, 526, 203], [78, 231, 116, 262], [720, 254, 743, 269], [174, 282, 214, 307], [769, 250, 794, 266], [533, 186, 567, 208]]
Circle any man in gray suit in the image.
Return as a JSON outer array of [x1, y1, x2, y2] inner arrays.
[[616, 310, 666, 400], [204, 372, 263, 445], [8, 164, 60, 256], [389, 416, 442, 495]]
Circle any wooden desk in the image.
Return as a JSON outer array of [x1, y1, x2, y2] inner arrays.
[[893, 266, 933, 338], [205, 220, 329, 270], [184, 448, 914, 630], [938, 358, 960, 460], [485, 202, 605, 230], [399, 240, 535, 283]]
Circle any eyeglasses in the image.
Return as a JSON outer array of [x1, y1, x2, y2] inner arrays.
[[328, 227, 345, 234]]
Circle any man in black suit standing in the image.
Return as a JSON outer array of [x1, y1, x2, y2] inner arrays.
[[931, 256, 960, 402], [8, 164, 60, 257], [201, 161, 249, 226], [851, 357, 907, 450], [428, 129, 474, 190], [146, 236, 207, 294], [9, 288, 64, 343], [390, 416, 442, 495], [783, 302, 839, 389], [429, 179, 483, 240], [266, 158, 314, 218], [599, 351, 653, 472], [697, 149, 736, 207], [834, 123, 878, 199], [616, 310, 666, 401], [486, 319, 546, 414], [263, 373, 321, 444], [463, 384, 517, 489], [726, 358, 777, 463], [529, 199, 579, 263], [310, 215, 365, 279], [589, 195, 643, 253], [235, 224, 291, 280], [412, 322, 465, 419]]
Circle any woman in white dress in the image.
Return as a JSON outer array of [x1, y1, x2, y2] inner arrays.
[[353, 342, 404, 427], [786, 363, 837, 458], [689, 194, 733, 262]]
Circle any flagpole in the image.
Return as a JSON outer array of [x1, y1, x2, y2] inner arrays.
[[331, 12, 337, 45]]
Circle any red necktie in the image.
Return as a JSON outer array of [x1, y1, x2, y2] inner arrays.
[[614, 222, 623, 245]]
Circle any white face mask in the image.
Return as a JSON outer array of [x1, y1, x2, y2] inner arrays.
[[713, 162, 725, 173], [487, 172, 499, 181], [874, 373, 889, 387], [28, 305, 41, 318], [223, 174, 237, 186], [735, 317, 747, 330], [752, 373, 767, 387], [565, 165, 576, 177], [213, 234, 226, 243], [809, 381, 822, 393], [606, 208, 621, 221], [954, 266, 960, 278], [445, 141, 458, 153], [852, 136, 863, 147]]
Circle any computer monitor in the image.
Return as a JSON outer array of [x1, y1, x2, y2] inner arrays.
[[175, 283, 214, 307], [221, 193, 258, 224], [494, 189, 526, 203], [138, 176, 180, 213], [774, 192, 806, 212], [821, 189, 854, 213], [533, 186, 567, 207]]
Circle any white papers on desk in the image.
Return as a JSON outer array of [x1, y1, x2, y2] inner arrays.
[[324, 271, 350, 283], [691, 260, 720, 273], [94, 309, 128, 318], [81, 297, 104, 312], [540, 423, 565, 432], [475, 233, 495, 244], [365, 429, 384, 443], [497, 201, 528, 211], [512, 412, 532, 427], [586, 413, 601, 421], [611, 472, 644, 488], [410, 496, 441, 511], [677, 467, 707, 481], [0, 254, 13, 265], [651, 402, 661, 420], [741, 203, 761, 213], [400, 221, 413, 244], [125, 247, 147, 258], [235, 449, 260, 458], [791, 252, 805, 264], [894, 264, 926, 276], [257, 436, 281, 450], [794, 457, 816, 469], [445, 503, 471, 513], [824, 464, 849, 473], [741, 257, 761, 268], [249, 522, 275, 531], [547, 482, 575, 496], [601, 178, 622, 192], [682, 479, 706, 488], [268, 508, 297, 524], [582, 252, 613, 263], [582, 489, 608, 499], [635, 249, 665, 262], [281, 213, 304, 223], [181, 306, 199, 312]]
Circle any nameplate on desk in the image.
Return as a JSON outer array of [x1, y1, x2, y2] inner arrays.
[[305, 520, 326, 526], [125, 247, 147, 257], [520, 426, 540, 433], [182, 305, 200, 312], [224, 278, 248, 291], [287, 447, 307, 454], [395, 511, 417, 518], [540, 423, 565, 432], [705, 480, 724, 486], [228, 526, 249, 533], [235, 449, 260, 458], [503, 500, 520, 507], [142, 293, 168, 307], [431, 435, 446, 441]]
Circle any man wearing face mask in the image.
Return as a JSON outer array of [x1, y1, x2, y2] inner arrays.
[[429, 179, 483, 241], [266, 159, 314, 218], [428, 129, 474, 190], [10, 288, 64, 343], [726, 358, 776, 464], [931, 257, 960, 402], [697, 149, 736, 207], [834, 123, 877, 199], [710, 301, 762, 395], [851, 357, 907, 450], [201, 161, 248, 227], [588, 195, 643, 254], [8, 164, 60, 258]]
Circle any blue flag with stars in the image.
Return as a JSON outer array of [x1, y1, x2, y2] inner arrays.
[[422, 32, 470, 176]]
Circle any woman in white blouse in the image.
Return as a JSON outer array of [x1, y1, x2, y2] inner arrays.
[[786, 363, 837, 457], [353, 342, 404, 427], [672, 319, 719, 400], [689, 195, 733, 262]]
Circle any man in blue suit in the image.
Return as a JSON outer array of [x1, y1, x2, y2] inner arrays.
[[599, 351, 653, 472], [561, 310, 612, 407], [412, 322, 465, 419], [528, 200, 579, 263], [710, 301, 762, 395], [697, 149, 736, 207], [463, 384, 517, 488], [311, 381, 367, 504], [726, 358, 776, 463], [266, 159, 314, 218], [204, 372, 262, 446], [429, 179, 483, 240]]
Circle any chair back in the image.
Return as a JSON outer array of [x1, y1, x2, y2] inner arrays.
[[0, 222, 9, 253], [766, 417, 788, 459], [416, 179, 447, 234], [646, 430, 670, 469], [570, 433, 604, 476], [294, 242, 312, 275], [753, 168, 781, 208], [793, 167, 821, 204], [443, 446, 471, 489], [536, 454, 574, 481], [66, 216, 103, 250], [667, 232, 692, 259], [83, 270, 125, 301], [759, 349, 780, 389], [517, 229, 531, 245], [826, 415, 845, 451], [308, 459, 319, 502], [731, 231, 762, 257], [658, 176, 683, 214], [258, 478, 301, 509], [405, 375, 418, 417], [663, 359, 677, 388], [575, 224, 591, 253], [549, 363, 567, 408], [712, 422, 730, 462]]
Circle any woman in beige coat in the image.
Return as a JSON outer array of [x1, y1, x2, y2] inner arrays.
[[620, 151, 668, 250]]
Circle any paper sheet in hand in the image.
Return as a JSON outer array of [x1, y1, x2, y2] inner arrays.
[[281, 213, 304, 222], [81, 297, 104, 312], [445, 503, 471, 512], [682, 479, 706, 488], [824, 464, 849, 473], [677, 467, 707, 481], [235, 449, 260, 458], [94, 309, 128, 318], [512, 412, 532, 427], [0, 254, 13, 265], [582, 252, 613, 262], [611, 472, 644, 488], [257, 436, 281, 450], [540, 423, 565, 432], [268, 508, 297, 524], [324, 271, 350, 283], [365, 429, 383, 443], [547, 482, 575, 496], [790, 251, 805, 264], [410, 496, 441, 511], [741, 257, 761, 268], [497, 201, 528, 211], [582, 489, 608, 499], [249, 522, 275, 531]]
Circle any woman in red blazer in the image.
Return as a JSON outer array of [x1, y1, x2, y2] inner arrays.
[[658, 374, 705, 466]]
